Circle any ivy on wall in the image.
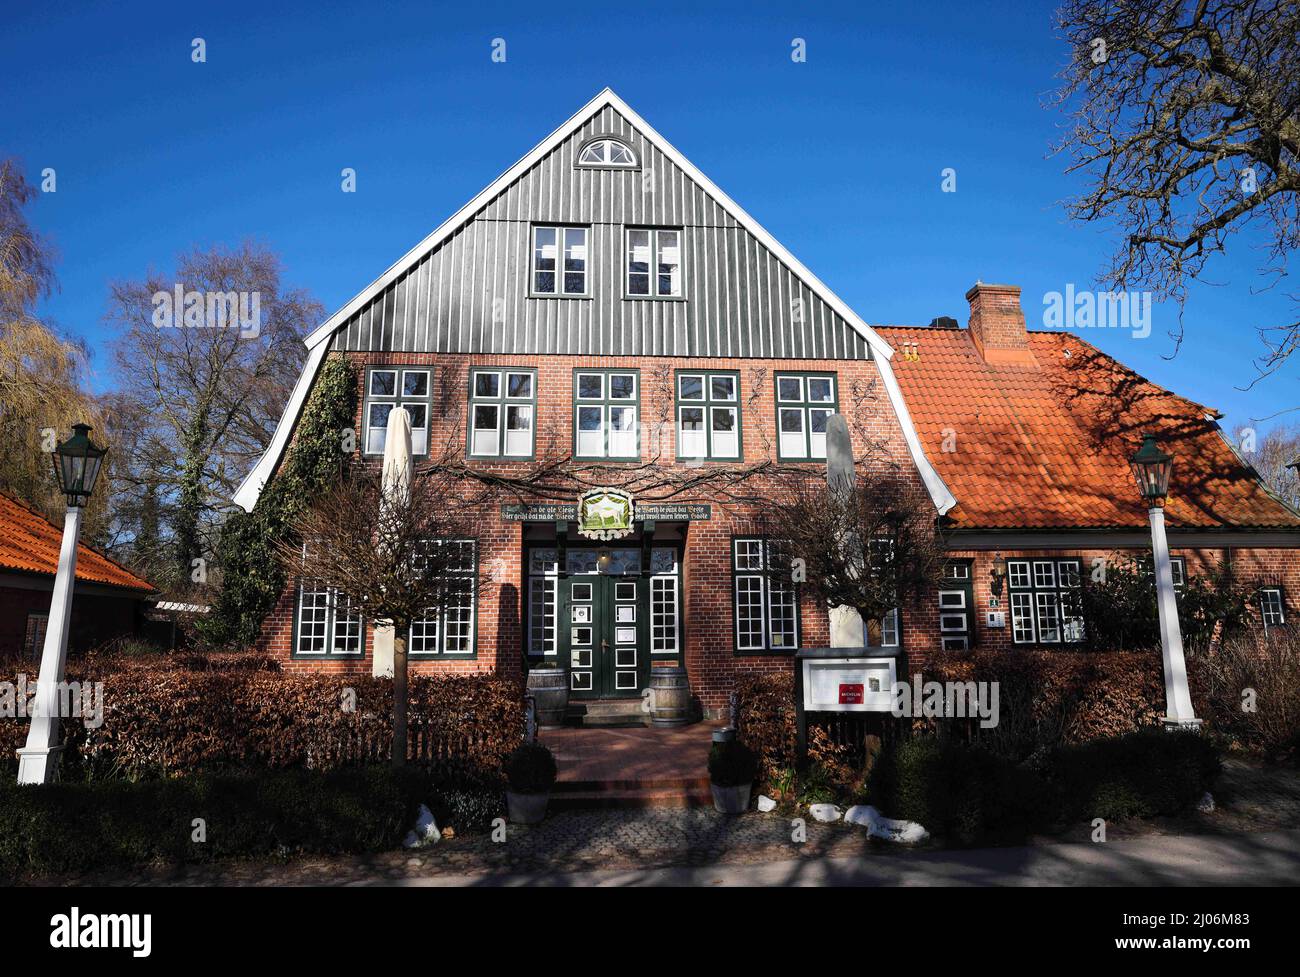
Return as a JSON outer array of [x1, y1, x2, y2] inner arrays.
[[198, 355, 357, 648]]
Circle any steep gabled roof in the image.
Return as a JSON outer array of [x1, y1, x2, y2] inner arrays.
[[0, 494, 156, 593], [877, 325, 1300, 531], [234, 89, 954, 515]]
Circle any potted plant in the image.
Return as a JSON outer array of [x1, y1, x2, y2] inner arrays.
[[505, 742, 558, 824], [708, 740, 757, 815]]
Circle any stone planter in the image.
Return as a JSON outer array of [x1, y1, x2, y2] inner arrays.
[[710, 782, 752, 815], [506, 790, 550, 825], [526, 666, 568, 728]]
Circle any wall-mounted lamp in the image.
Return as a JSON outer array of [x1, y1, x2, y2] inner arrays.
[[989, 553, 1007, 603], [597, 548, 612, 573]]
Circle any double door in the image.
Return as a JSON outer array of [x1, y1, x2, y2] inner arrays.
[[563, 572, 646, 699]]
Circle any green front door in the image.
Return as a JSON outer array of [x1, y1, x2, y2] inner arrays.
[[562, 551, 648, 699]]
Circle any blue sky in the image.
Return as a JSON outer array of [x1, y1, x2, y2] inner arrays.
[[4, 0, 1294, 436]]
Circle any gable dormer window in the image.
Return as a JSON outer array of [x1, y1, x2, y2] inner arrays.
[[577, 137, 636, 168]]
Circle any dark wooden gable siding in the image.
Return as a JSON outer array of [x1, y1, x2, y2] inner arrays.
[[331, 103, 871, 359]]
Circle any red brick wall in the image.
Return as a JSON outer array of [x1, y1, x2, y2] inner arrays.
[[258, 350, 917, 710], [0, 583, 143, 661], [256, 350, 1300, 716]]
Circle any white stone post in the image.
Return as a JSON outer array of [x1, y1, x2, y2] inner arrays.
[[17, 505, 83, 783], [1147, 506, 1199, 729]]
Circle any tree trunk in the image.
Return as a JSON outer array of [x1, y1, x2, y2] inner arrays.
[[392, 629, 408, 768]]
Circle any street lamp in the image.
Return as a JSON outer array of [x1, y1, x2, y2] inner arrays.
[[16, 424, 108, 784], [1129, 434, 1199, 730]]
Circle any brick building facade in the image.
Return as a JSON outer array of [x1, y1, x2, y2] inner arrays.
[[237, 90, 1300, 717]]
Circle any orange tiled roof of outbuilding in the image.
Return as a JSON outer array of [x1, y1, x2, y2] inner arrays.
[[0, 493, 155, 592], [877, 283, 1300, 532]]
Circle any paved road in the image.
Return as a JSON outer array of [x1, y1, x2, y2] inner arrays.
[[367, 828, 1300, 887]]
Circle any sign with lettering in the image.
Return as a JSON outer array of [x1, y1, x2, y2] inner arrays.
[[502, 503, 712, 522], [838, 683, 864, 705], [577, 489, 634, 540]]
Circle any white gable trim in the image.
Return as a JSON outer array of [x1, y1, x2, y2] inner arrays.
[[234, 88, 955, 515]]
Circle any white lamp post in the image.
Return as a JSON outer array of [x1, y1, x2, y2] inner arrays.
[[16, 423, 107, 784], [1129, 433, 1199, 730]]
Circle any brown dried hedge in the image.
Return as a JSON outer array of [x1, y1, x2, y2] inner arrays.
[[735, 649, 1167, 772], [1, 656, 523, 781]]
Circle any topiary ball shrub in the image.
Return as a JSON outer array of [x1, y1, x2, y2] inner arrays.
[[504, 743, 557, 795], [865, 735, 1053, 845], [708, 740, 758, 787], [1053, 728, 1220, 821]]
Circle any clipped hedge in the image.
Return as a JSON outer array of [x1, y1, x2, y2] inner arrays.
[[0, 656, 524, 781], [0, 766, 431, 879], [865, 729, 1220, 843]]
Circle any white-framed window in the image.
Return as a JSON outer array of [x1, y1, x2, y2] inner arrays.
[[627, 228, 682, 297], [294, 547, 364, 657], [364, 367, 432, 456], [676, 371, 740, 460], [574, 369, 638, 459], [577, 138, 636, 167], [532, 225, 588, 296], [732, 538, 799, 653], [775, 373, 837, 460], [651, 547, 680, 654], [527, 548, 559, 657], [24, 613, 48, 660], [1260, 586, 1287, 628], [469, 368, 535, 458], [1007, 558, 1084, 645], [409, 539, 477, 656]]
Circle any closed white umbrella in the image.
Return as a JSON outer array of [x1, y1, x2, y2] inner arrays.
[[825, 414, 867, 647], [373, 406, 412, 677]]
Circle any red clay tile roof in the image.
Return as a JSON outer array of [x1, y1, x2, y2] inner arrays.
[[0, 493, 155, 593], [877, 326, 1300, 532]]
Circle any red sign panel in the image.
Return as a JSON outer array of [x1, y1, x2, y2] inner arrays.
[[838, 683, 864, 705]]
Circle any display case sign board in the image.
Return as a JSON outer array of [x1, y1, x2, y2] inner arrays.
[[793, 647, 904, 767]]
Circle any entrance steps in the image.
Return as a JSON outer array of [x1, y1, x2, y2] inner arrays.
[[551, 775, 714, 810], [565, 698, 650, 728]]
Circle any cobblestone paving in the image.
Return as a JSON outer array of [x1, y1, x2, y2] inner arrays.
[[48, 756, 1300, 886]]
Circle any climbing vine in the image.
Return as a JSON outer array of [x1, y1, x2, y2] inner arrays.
[[198, 355, 357, 647]]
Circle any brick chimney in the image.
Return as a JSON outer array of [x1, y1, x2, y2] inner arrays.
[[965, 282, 1036, 367]]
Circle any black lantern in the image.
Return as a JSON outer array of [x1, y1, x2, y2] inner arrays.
[[1130, 433, 1172, 505], [52, 424, 107, 507], [989, 553, 1007, 600]]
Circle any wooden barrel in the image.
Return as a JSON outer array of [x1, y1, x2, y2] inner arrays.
[[650, 666, 692, 727], [526, 666, 568, 728]]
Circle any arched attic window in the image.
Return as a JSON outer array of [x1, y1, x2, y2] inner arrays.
[[577, 138, 637, 167]]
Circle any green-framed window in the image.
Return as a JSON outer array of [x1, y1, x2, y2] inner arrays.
[[732, 537, 800, 654], [363, 366, 433, 456], [293, 543, 364, 658], [675, 370, 741, 461], [574, 368, 639, 460], [627, 227, 683, 297], [469, 367, 536, 459], [409, 539, 478, 657], [532, 225, 589, 296], [774, 372, 838, 460]]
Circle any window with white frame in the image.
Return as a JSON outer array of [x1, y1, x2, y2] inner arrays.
[[295, 546, 363, 657], [526, 548, 558, 657], [676, 371, 740, 460], [775, 373, 837, 460], [469, 368, 535, 458], [364, 367, 432, 456], [409, 539, 477, 656], [1007, 558, 1084, 645], [574, 369, 638, 459], [627, 228, 682, 297], [532, 226, 588, 295], [1260, 586, 1287, 627], [732, 538, 799, 653], [651, 547, 680, 654], [577, 138, 636, 167]]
